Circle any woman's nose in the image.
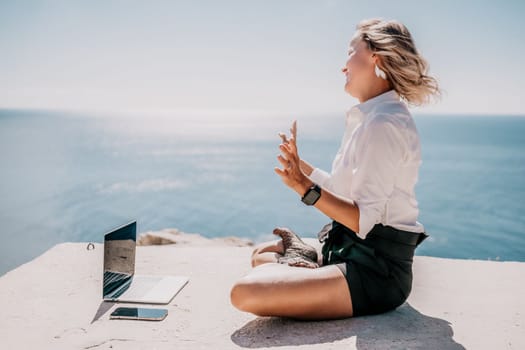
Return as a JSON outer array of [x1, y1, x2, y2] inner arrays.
[[341, 67, 348, 74]]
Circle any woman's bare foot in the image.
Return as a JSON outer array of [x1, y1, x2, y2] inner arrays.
[[273, 227, 319, 268]]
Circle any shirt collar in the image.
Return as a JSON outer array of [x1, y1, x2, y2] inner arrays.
[[345, 89, 400, 122]]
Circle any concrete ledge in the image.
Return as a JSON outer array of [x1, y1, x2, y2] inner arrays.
[[0, 235, 523, 349]]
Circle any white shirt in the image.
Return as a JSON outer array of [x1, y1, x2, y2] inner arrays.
[[309, 89, 425, 239]]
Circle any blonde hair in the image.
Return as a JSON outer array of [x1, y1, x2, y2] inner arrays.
[[351, 18, 441, 106]]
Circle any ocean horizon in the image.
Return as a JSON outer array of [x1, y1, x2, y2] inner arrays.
[[1, 108, 524, 276]]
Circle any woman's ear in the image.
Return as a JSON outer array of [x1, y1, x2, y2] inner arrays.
[[371, 53, 384, 68], [368, 53, 377, 67]]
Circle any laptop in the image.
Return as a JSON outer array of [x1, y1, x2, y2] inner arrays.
[[103, 221, 189, 304]]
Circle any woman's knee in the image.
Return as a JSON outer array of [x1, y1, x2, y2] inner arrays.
[[230, 277, 263, 313]]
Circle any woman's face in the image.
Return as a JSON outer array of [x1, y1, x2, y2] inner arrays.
[[341, 39, 375, 99]]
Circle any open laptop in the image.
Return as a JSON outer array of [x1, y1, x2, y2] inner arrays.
[[103, 221, 189, 304]]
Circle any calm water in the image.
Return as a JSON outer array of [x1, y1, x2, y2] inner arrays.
[[1, 109, 524, 275]]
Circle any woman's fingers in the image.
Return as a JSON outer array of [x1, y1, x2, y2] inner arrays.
[[275, 121, 300, 183], [277, 154, 289, 167], [280, 142, 298, 159], [279, 145, 297, 164], [288, 122, 298, 151], [279, 142, 291, 153], [279, 120, 297, 144], [274, 167, 288, 176], [288, 137, 297, 152]]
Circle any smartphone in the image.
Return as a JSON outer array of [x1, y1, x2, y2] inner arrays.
[[110, 307, 168, 321]]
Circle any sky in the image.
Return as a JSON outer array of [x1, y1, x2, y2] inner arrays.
[[1, 0, 524, 116]]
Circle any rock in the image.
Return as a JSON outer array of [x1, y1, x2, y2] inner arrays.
[[137, 229, 254, 247]]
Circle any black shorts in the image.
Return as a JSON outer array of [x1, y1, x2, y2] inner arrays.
[[318, 221, 428, 317]]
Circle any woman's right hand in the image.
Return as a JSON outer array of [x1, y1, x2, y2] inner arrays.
[[299, 159, 314, 177], [278, 129, 314, 177]]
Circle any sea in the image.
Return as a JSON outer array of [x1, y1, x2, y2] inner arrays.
[[1, 108, 524, 276]]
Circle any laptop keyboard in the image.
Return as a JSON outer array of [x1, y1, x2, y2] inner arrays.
[[104, 271, 130, 285], [120, 275, 162, 299]]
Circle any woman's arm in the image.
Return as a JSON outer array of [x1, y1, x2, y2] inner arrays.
[[274, 121, 360, 233], [291, 178, 360, 234], [275, 118, 403, 238]]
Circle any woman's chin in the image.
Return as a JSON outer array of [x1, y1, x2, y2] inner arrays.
[[344, 83, 353, 96]]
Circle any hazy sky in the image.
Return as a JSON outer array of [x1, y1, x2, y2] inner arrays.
[[1, 0, 524, 115]]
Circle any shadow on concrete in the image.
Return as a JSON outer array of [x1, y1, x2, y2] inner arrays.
[[90, 301, 116, 324], [231, 302, 465, 349]]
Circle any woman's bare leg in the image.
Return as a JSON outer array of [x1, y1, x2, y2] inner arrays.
[[230, 263, 353, 320]]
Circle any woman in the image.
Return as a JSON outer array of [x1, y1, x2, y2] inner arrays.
[[230, 18, 440, 320]]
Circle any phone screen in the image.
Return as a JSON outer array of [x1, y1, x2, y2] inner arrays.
[[110, 307, 168, 321]]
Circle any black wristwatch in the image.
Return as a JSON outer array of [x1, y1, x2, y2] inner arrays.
[[301, 183, 322, 206]]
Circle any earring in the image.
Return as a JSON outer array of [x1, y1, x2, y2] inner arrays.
[[375, 64, 387, 80]]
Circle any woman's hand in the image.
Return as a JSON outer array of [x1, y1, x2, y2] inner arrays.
[[274, 120, 313, 196]]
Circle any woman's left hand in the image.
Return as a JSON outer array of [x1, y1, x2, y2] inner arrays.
[[274, 120, 312, 195]]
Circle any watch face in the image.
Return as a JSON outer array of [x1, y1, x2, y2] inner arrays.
[[303, 188, 321, 205]]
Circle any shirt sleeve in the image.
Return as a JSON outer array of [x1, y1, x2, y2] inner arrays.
[[351, 118, 405, 239], [308, 167, 332, 189]]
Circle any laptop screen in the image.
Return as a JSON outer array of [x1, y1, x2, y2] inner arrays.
[[103, 221, 137, 299]]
